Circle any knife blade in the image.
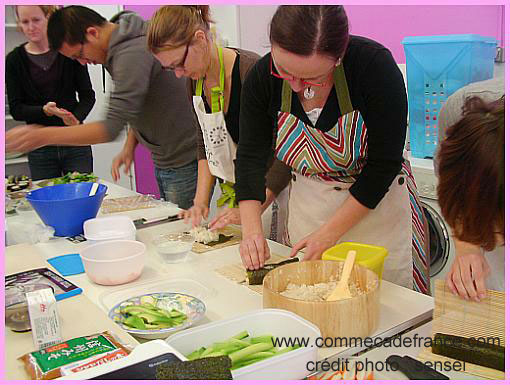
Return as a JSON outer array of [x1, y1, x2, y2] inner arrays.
[[133, 214, 180, 229], [386, 355, 449, 380]]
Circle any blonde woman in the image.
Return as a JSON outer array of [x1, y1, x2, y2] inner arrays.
[[147, 5, 290, 232], [6, 5, 95, 180]]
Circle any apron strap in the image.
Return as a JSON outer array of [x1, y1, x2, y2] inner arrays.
[[333, 63, 354, 115], [195, 45, 225, 113], [279, 62, 354, 115], [281, 80, 292, 113]]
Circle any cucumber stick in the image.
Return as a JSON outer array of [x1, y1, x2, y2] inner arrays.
[[186, 331, 302, 370]]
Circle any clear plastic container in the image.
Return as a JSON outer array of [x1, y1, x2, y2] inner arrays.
[[80, 240, 145, 286], [83, 215, 136, 244], [153, 233, 194, 263], [165, 309, 321, 380]]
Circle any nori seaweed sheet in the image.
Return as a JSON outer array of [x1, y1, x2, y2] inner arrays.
[[246, 257, 300, 285], [155, 356, 233, 380], [201, 233, 234, 246]]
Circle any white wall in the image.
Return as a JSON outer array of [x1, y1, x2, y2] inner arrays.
[[238, 6, 277, 55], [210, 5, 240, 47]]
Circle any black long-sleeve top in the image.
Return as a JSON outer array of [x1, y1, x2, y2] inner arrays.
[[6, 43, 95, 126], [235, 35, 408, 209]]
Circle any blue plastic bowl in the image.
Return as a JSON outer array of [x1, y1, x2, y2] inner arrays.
[[26, 182, 108, 237]]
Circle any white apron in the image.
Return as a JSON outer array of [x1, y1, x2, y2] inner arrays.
[[193, 45, 237, 183], [276, 63, 421, 290], [286, 172, 413, 288]]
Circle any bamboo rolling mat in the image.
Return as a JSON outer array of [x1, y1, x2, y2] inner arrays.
[[101, 195, 158, 213], [192, 226, 242, 254], [418, 279, 505, 380], [215, 254, 290, 294]]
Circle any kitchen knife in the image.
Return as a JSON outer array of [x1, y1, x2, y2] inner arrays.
[[133, 214, 180, 229], [386, 355, 449, 380]]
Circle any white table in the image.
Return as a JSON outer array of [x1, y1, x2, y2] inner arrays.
[[6, 180, 440, 380]]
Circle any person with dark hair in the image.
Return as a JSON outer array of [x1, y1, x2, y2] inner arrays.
[[6, 5, 95, 180], [6, 6, 199, 209], [437, 96, 505, 300], [235, 5, 430, 293], [146, 5, 291, 236]]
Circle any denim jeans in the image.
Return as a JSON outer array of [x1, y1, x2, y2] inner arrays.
[[28, 145, 93, 180], [154, 160, 198, 209]]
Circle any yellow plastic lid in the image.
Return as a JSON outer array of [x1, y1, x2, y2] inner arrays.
[[322, 242, 388, 279]]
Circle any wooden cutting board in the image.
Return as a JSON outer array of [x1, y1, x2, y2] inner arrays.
[[417, 279, 505, 380], [215, 254, 289, 294], [192, 226, 242, 254]]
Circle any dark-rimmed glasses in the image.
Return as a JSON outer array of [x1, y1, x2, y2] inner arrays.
[[164, 43, 190, 71]]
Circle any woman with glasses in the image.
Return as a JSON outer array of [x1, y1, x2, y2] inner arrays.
[[147, 6, 291, 234], [6, 5, 95, 180], [235, 5, 430, 293]]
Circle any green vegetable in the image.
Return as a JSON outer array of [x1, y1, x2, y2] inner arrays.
[[432, 333, 504, 371], [217, 181, 237, 208], [246, 258, 300, 285], [186, 331, 301, 371], [118, 301, 188, 330], [52, 171, 97, 185], [156, 356, 233, 380], [123, 315, 146, 330]]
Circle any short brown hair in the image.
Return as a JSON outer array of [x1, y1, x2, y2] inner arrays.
[[270, 6, 349, 61], [147, 5, 213, 54], [437, 96, 505, 250]]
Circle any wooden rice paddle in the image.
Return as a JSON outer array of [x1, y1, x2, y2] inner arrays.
[[326, 250, 356, 301]]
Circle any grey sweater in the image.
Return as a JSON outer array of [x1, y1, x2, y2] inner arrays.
[[435, 76, 504, 173], [103, 12, 198, 169]]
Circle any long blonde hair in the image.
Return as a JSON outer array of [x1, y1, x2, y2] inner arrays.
[[147, 5, 214, 54]]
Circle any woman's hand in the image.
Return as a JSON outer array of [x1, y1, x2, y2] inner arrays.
[[178, 203, 209, 228], [239, 232, 270, 270], [447, 252, 490, 302], [44, 102, 79, 126], [111, 149, 134, 181], [6, 124, 46, 152], [290, 227, 339, 261], [208, 207, 241, 231], [56, 109, 79, 126]]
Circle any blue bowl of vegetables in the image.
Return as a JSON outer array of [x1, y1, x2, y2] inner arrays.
[[108, 292, 207, 340], [26, 182, 107, 237]]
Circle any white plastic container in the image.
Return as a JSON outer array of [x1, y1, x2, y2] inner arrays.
[[83, 215, 136, 244], [165, 309, 321, 380], [80, 240, 145, 286]]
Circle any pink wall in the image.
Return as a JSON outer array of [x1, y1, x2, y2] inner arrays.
[[345, 5, 504, 63], [125, 5, 161, 197]]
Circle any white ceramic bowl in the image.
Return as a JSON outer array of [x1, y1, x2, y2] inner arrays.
[[80, 240, 145, 285], [153, 233, 194, 263], [84, 215, 136, 244]]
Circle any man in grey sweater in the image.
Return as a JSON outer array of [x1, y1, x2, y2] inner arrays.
[[6, 6, 198, 209]]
